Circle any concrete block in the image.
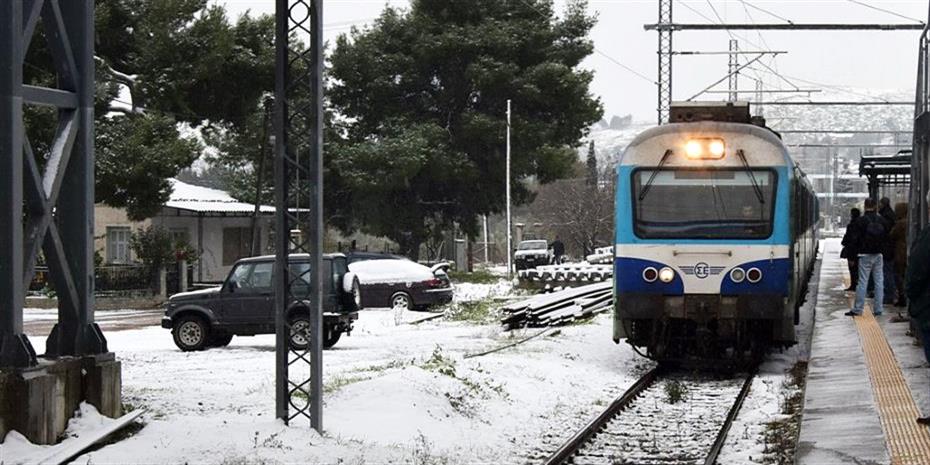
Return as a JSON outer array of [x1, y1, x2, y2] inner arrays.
[[0, 354, 121, 445], [83, 355, 122, 419]]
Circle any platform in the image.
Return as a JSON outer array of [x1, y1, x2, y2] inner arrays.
[[798, 240, 930, 464]]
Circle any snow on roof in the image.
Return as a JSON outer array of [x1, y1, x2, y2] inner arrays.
[[165, 178, 275, 215]]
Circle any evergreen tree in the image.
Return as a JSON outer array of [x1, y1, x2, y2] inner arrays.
[[586, 141, 598, 188], [329, 0, 603, 258]]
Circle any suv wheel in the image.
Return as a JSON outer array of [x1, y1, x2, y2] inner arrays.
[[173, 316, 210, 351], [289, 315, 311, 350], [350, 277, 362, 310], [323, 325, 342, 349], [391, 292, 412, 310]]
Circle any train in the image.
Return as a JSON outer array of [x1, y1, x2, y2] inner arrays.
[[613, 103, 819, 363]]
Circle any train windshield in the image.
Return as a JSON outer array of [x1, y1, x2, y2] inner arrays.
[[633, 168, 776, 239]]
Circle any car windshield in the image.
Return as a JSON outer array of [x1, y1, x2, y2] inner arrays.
[[518, 241, 548, 250], [633, 168, 776, 239]]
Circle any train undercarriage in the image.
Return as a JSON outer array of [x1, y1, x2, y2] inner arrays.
[[615, 293, 799, 366]]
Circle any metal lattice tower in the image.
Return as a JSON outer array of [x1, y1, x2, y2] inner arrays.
[[275, 0, 324, 431], [728, 39, 739, 102], [1, 0, 106, 368], [657, 0, 673, 124]]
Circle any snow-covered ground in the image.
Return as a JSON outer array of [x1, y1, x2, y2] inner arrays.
[[4, 267, 826, 463]]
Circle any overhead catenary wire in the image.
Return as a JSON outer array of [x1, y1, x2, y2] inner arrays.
[[846, 0, 925, 25], [738, 0, 793, 25]]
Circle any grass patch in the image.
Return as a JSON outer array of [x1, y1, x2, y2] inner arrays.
[[445, 300, 498, 323], [447, 269, 499, 284], [422, 346, 457, 378], [762, 360, 808, 464], [664, 379, 689, 404], [420, 346, 507, 418]]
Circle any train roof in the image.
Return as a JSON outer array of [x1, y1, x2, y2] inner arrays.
[[620, 121, 794, 168]]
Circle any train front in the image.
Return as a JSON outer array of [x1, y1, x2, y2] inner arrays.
[[613, 121, 793, 362]]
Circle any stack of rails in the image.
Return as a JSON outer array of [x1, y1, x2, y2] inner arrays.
[[584, 246, 614, 265], [501, 281, 613, 329], [518, 264, 612, 285]]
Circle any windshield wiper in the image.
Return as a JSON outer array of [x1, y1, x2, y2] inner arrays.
[[736, 149, 765, 204], [638, 149, 674, 201]]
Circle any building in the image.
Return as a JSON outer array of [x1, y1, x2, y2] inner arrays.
[[94, 179, 275, 283]]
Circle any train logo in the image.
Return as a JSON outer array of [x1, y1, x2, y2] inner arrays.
[[679, 264, 724, 279], [694, 262, 710, 279]]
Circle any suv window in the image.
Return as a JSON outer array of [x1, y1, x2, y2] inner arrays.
[[228, 263, 253, 290], [289, 260, 335, 297], [250, 262, 273, 290], [229, 259, 335, 297], [227, 262, 274, 293]]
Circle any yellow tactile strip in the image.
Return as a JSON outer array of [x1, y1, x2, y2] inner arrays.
[[854, 309, 930, 464]]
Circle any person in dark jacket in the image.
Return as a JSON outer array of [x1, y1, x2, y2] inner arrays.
[[846, 198, 889, 317], [879, 197, 898, 304], [841, 208, 862, 291], [551, 237, 565, 264], [908, 193, 930, 425], [890, 202, 909, 307]]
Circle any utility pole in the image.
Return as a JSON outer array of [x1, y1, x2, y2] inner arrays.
[[657, 0, 673, 124], [728, 39, 739, 102], [483, 215, 490, 264], [506, 100, 513, 278]]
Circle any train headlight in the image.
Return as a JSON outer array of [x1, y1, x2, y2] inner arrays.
[[747, 267, 763, 283], [684, 138, 726, 160], [642, 267, 658, 283], [658, 267, 675, 283], [730, 267, 746, 283], [685, 140, 703, 158]]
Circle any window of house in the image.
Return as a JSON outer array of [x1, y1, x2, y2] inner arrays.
[[106, 227, 132, 264], [222, 227, 253, 266], [170, 228, 190, 245]]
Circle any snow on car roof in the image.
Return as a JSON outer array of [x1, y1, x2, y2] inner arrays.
[[348, 259, 434, 284]]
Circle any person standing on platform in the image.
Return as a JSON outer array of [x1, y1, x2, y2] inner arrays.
[[908, 193, 930, 425], [846, 198, 888, 317], [551, 236, 565, 265], [841, 207, 862, 292], [890, 202, 909, 307], [880, 197, 898, 304]]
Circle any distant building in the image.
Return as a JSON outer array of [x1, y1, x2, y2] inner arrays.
[[94, 179, 275, 283]]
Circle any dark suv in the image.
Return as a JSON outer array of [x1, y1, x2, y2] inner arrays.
[[161, 253, 361, 351]]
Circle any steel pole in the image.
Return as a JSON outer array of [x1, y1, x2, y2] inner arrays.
[[0, 0, 33, 368], [506, 100, 512, 278], [308, 0, 324, 433], [273, 0, 289, 423]]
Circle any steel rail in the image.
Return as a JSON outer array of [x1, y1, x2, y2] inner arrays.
[[541, 367, 661, 465], [542, 367, 756, 465], [704, 369, 757, 465]]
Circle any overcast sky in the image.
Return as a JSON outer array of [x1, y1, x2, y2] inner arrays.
[[221, 0, 928, 123]]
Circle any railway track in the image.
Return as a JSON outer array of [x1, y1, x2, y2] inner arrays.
[[542, 366, 755, 465]]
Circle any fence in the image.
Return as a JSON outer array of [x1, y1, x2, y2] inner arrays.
[[29, 262, 193, 297]]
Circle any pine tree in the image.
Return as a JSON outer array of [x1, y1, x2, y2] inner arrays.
[[586, 141, 598, 188]]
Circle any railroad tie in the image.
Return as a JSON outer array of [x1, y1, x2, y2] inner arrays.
[[853, 308, 930, 463]]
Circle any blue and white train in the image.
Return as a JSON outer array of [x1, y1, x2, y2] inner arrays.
[[613, 104, 818, 362]]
